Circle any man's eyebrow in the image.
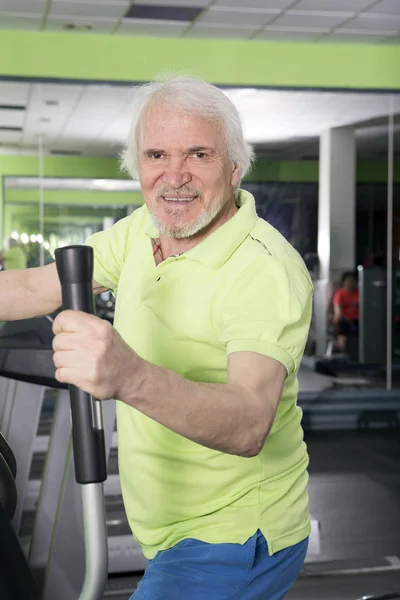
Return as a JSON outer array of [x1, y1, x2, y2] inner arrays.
[[142, 146, 216, 155], [142, 147, 164, 155], [187, 146, 215, 153]]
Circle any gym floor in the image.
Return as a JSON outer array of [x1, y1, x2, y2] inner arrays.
[[103, 571, 400, 599], [101, 428, 400, 599]]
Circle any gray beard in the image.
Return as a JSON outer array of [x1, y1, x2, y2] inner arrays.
[[150, 201, 223, 239]]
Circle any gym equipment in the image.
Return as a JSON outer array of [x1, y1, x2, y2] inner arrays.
[[358, 266, 390, 364], [0, 245, 109, 599], [309, 268, 393, 377], [0, 445, 39, 599], [357, 594, 400, 599], [54, 244, 108, 599], [0, 321, 145, 579]]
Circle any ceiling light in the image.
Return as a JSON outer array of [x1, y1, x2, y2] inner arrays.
[[44, 100, 59, 107], [37, 234, 43, 244], [20, 233, 29, 244], [10, 231, 19, 240], [40, 118, 51, 123], [30, 234, 37, 243], [63, 23, 93, 31]]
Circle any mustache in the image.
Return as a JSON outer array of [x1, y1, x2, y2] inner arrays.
[[156, 187, 203, 199]]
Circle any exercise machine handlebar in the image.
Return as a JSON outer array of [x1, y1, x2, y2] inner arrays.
[[55, 245, 108, 600], [55, 245, 107, 484]]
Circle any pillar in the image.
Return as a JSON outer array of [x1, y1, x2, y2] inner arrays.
[[318, 126, 356, 282], [315, 127, 356, 356]]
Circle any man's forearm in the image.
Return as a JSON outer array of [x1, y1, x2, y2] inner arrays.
[[0, 267, 61, 321], [118, 358, 274, 458]]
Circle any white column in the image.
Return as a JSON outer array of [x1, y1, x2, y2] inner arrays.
[[318, 126, 356, 283], [316, 127, 356, 356], [102, 217, 114, 231]]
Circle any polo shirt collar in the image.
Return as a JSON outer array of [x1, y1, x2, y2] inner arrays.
[[145, 189, 258, 269]]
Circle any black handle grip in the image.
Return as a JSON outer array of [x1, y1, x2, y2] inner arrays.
[[55, 245, 107, 485]]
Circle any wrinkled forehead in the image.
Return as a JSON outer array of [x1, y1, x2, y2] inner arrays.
[[137, 100, 227, 154]]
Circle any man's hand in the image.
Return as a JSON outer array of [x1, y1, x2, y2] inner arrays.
[[52, 310, 141, 400]]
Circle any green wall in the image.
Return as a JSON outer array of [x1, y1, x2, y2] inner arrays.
[[1, 30, 400, 90], [0, 154, 144, 241]]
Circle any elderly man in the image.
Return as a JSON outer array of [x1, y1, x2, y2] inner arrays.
[[0, 75, 312, 599]]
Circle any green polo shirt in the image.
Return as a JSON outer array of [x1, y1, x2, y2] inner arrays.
[[87, 190, 313, 559]]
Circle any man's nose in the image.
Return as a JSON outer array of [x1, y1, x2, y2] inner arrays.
[[162, 157, 192, 188]]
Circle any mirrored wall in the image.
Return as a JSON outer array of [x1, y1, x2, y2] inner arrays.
[[2, 177, 142, 268]]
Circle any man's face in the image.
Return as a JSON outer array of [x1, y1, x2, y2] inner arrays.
[[137, 104, 240, 239]]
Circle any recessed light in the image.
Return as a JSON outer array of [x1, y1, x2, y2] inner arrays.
[[63, 23, 93, 31], [44, 100, 59, 107], [0, 104, 26, 111], [40, 118, 51, 123]]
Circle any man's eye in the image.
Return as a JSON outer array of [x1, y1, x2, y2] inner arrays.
[[193, 152, 206, 159], [150, 153, 163, 159]]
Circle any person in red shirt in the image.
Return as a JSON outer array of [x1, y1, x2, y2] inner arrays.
[[333, 272, 359, 353]]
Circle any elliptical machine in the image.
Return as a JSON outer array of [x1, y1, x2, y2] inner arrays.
[[0, 246, 108, 600]]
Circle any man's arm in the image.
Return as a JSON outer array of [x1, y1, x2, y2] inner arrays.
[[333, 290, 343, 323], [124, 350, 286, 457], [0, 263, 108, 321], [52, 310, 286, 458]]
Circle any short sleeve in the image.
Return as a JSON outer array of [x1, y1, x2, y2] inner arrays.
[[86, 215, 132, 292], [218, 257, 313, 376], [333, 289, 344, 306]]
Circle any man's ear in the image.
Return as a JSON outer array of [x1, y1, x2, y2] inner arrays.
[[231, 163, 240, 188]]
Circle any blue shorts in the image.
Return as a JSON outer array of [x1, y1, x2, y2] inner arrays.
[[131, 530, 308, 600]]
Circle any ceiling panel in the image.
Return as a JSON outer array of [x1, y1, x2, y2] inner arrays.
[[0, 0, 47, 14], [271, 10, 353, 28], [0, 14, 42, 28], [255, 28, 327, 41], [195, 6, 279, 26], [185, 23, 255, 38], [22, 84, 85, 146], [117, 18, 190, 35], [0, 109, 25, 127], [292, 0, 375, 11], [138, 0, 210, 5], [77, 84, 131, 105], [45, 16, 117, 33], [49, 0, 129, 19], [366, 0, 400, 13], [214, 0, 294, 7], [343, 13, 400, 30], [0, 82, 31, 105], [0, 131, 22, 144], [30, 83, 85, 103]]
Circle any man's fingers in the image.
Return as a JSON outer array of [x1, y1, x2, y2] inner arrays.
[[54, 367, 74, 384], [52, 331, 83, 351], [53, 310, 99, 335]]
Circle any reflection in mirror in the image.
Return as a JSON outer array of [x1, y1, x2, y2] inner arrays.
[[2, 177, 142, 268]]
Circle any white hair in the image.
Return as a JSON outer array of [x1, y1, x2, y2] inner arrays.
[[120, 74, 255, 191]]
